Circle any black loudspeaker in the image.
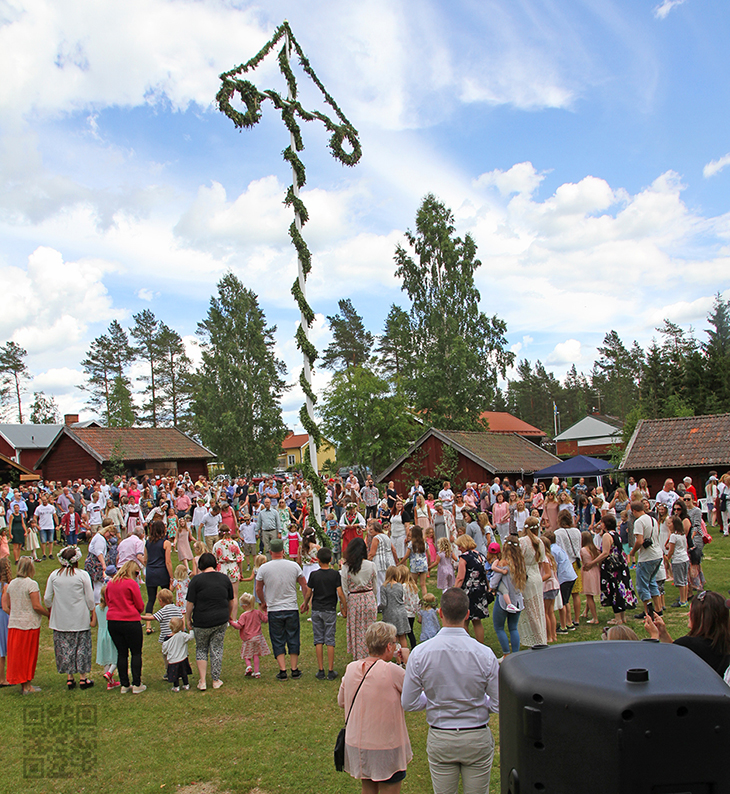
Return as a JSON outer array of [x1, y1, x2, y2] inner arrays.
[[499, 640, 730, 794]]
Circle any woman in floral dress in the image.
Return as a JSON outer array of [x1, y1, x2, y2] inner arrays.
[[454, 535, 490, 644], [213, 526, 244, 611], [595, 514, 637, 625], [341, 538, 377, 660], [518, 518, 548, 647]]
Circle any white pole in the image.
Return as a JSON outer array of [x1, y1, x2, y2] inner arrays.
[[284, 29, 321, 522]]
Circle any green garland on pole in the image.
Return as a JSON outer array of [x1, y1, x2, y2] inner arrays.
[[217, 21, 361, 540]]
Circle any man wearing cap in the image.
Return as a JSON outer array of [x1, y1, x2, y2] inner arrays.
[[256, 497, 283, 559], [256, 538, 308, 680], [402, 587, 499, 794]]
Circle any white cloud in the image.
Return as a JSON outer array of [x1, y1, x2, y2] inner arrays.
[[0, 246, 116, 354], [703, 153, 730, 179], [547, 339, 583, 365], [136, 288, 155, 301], [649, 296, 716, 327], [653, 0, 687, 20], [0, 1, 269, 118], [31, 367, 84, 393], [475, 163, 545, 197]]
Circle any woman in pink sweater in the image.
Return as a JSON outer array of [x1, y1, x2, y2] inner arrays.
[[105, 561, 146, 693]]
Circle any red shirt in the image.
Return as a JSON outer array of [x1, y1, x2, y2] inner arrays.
[[106, 578, 144, 621]]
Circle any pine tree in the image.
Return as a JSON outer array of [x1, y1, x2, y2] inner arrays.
[[321, 299, 374, 371], [0, 341, 30, 423], [394, 194, 514, 429], [81, 321, 135, 424], [375, 305, 414, 386], [193, 273, 287, 476], [156, 323, 193, 429], [30, 392, 60, 424], [591, 331, 640, 420], [130, 309, 162, 426], [704, 293, 730, 412], [107, 376, 136, 427]]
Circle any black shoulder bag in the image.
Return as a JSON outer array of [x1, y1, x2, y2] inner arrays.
[[335, 661, 376, 771]]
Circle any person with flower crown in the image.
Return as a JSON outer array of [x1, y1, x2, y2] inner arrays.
[[43, 546, 96, 689], [339, 502, 366, 558]]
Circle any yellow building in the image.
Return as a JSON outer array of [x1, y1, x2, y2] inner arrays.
[[278, 432, 336, 472]]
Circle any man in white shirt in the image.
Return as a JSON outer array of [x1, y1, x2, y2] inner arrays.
[[201, 504, 222, 552], [87, 493, 104, 534], [191, 498, 209, 541], [438, 481, 454, 511], [35, 494, 58, 560], [402, 588, 499, 794], [627, 476, 637, 499], [654, 479, 679, 511], [489, 477, 501, 507], [629, 501, 663, 619]]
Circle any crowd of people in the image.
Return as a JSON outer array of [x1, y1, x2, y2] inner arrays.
[[0, 468, 729, 793]]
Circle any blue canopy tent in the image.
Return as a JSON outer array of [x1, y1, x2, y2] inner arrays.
[[534, 455, 614, 480]]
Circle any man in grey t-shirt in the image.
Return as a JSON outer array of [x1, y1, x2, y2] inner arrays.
[[629, 501, 663, 618], [256, 539, 308, 680]]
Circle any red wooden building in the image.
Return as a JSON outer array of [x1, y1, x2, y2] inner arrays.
[[619, 414, 730, 495], [35, 426, 215, 482], [377, 428, 560, 493]]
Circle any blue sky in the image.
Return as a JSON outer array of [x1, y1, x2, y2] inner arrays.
[[1, 0, 729, 430]]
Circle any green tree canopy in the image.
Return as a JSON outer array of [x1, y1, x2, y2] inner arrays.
[[0, 341, 30, 423], [130, 308, 162, 426], [375, 304, 414, 387], [193, 273, 287, 476], [394, 194, 514, 429], [30, 392, 60, 424], [318, 365, 417, 474], [321, 298, 374, 371]]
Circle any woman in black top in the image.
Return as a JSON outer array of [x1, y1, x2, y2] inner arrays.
[[645, 590, 730, 676], [185, 552, 234, 690], [143, 521, 173, 628]]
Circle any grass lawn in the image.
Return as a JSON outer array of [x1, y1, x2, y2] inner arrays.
[[3, 525, 730, 794]]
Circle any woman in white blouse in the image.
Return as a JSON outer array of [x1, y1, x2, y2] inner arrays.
[[44, 546, 96, 689]]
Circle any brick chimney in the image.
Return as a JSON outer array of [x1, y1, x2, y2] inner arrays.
[[64, 414, 79, 426]]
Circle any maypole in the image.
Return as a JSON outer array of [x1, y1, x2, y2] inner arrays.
[[216, 21, 362, 535]]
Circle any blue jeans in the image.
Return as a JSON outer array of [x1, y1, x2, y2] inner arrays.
[[268, 610, 301, 658], [636, 558, 662, 602], [492, 600, 520, 654]]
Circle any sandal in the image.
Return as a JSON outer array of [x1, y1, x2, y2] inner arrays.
[[79, 679, 94, 689], [145, 628, 153, 635], [587, 619, 599, 624], [197, 681, 207, 691], [67, 679, 76, 690]]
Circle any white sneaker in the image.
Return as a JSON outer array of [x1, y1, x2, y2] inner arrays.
[[132, 684, 147, 694], [120, 686, 132, 693]]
